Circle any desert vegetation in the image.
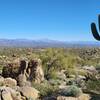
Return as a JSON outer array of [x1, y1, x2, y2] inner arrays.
[[0, 47, 100, 100]]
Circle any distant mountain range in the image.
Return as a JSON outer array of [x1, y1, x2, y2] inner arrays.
[[0, 39, 100, 48]]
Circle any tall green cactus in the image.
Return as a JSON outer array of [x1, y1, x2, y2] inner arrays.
[[91, 15, 100, 41]]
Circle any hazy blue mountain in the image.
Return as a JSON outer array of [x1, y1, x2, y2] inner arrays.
[[0, 39, 100, 48]]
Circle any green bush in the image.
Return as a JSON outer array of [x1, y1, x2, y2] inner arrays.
[[47, 70, 59, 80], [60, 85, 82, 97], [39, 48, 78, 79], [77, 70, 87, 76], [65, 68, 77, 77], [32, 81, 58, 97], [49, 79, 64, 86], [86, 80, 100, 93]]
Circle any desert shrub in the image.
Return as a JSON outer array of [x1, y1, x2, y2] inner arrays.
[[2, 65, 19, 78], [66, 78, 76, 85], [0, 65, 3, 70], [27, 53, 39, 60], [47, 70, 58, 79], [64, 68, 78, 78], [32, 81, 58, 97], [86, 80, 100, 93], [77, 70, 87, 76], [39, 48, 78, 79], [60, 85, 82, 97], [49, 79, 64, 86]]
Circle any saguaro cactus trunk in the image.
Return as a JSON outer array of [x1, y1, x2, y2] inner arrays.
[[91, 15, 100, 41]]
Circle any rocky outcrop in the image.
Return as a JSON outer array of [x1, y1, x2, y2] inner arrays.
[[0, 57, 92, 100], [17, 74, 27, 86], [2, 58, 44, 84], [0, 86, 39, 100], [0, 58, 44, 99], [0, 76, 17, 87], [82, 66, 98, 81], [0, 86, 21, 100], [20, 86, 39, 100], [0, 76, 4, 86], [57, 94, 90, 100], [1, 88, 13, 100], [0, 80, 39, 100], [2, 58, 20, 78], [27, 59, 44, 83], [4, 78, 17, 87], [83, 66, 97, 74]]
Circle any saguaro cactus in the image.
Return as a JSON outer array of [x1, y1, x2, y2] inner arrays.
[[91, 15, 100, 41]]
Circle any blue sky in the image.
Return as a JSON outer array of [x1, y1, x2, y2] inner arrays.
[[0, 0, 100, 41]]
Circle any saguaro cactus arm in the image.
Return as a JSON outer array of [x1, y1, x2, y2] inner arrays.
[[91, 15, 100, 41]]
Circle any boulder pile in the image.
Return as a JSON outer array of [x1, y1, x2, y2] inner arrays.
[[0, 76, 39, 100], [2, 58, 44, 84], [0, 58, 43, 100], [0, 58, 91, 100]]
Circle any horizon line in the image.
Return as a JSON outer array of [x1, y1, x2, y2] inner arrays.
[[0, 38, 98, 42]]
